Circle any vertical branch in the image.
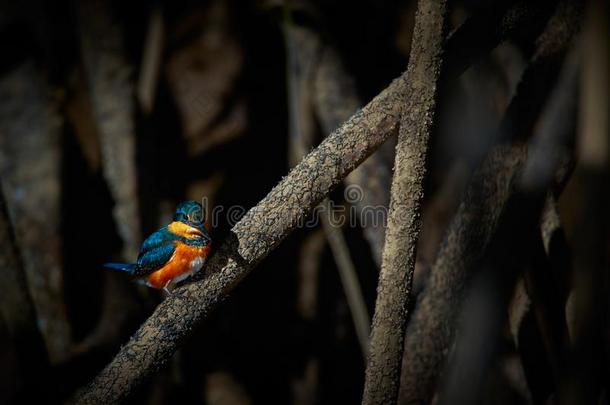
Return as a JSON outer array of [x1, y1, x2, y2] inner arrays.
[[77, 0, 141, 259], [0, 62, 72, 363], [362, 0, 447, 403]]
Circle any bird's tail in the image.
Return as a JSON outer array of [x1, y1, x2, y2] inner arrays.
[[103, 262, 136, 275]]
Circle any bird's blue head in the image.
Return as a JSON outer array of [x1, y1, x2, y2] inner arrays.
[[174, 200, 209, 239]]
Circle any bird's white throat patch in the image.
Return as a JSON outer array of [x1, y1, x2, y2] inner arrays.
[[173, 256, 206, 284]]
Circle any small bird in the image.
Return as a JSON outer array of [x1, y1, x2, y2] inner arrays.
[[104, 200, 212, 294]]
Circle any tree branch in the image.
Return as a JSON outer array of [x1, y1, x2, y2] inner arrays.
[[361, 0, 447, 404], [0, 62, 72, 363], [77, 0, 141, 259], [77, 53, 406, 405]]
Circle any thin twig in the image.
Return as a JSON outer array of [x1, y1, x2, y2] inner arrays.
[[311, 28, 393, 267], [320, 203, 370, 354], [137, 4, 164, 115], [284, 15, 370, 355]]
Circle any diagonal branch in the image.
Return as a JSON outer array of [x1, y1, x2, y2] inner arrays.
[[77, 59, 406, 405], [361, 0, 447, 404]]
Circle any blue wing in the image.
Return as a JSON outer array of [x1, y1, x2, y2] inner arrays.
[[132, 227, 177, 276], [140, 226, 176, 252], [133, 242, 176, 276]]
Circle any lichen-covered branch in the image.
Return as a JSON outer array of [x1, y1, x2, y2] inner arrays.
[[361, 0, 447, 404]]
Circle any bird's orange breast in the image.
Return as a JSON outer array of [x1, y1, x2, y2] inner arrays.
[[147, 241, 210, 289]]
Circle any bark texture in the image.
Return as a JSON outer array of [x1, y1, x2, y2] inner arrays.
[[361, 0, 447, 404]]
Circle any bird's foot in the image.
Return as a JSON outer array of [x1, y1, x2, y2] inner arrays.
[[163, 280, 174, 296]]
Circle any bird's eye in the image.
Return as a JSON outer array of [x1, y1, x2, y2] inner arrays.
[[188, 213, 202, 223]]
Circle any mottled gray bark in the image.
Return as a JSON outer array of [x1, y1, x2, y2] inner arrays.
[[361, 0, 447, 404]]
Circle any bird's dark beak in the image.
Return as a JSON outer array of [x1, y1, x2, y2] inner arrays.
[[196, 223, 211, 243]]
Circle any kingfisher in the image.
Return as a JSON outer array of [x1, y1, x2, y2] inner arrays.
[[104, 200, 212, 293]]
